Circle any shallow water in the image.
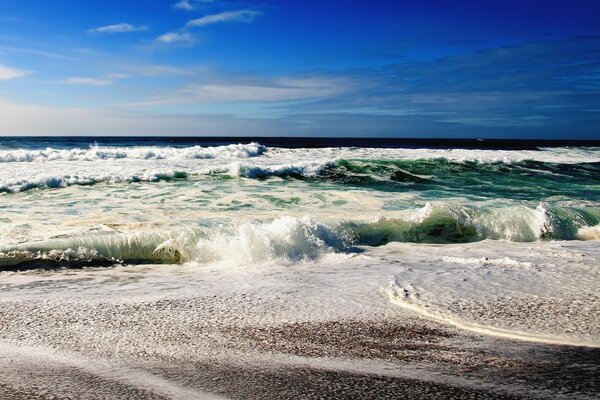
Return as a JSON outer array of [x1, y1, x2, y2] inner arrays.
[[0, 138, 599, 345]]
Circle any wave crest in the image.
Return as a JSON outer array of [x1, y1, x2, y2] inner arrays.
[[0, 142, 265, 163], [2, 206, 598, 270], [0, 170, 187, 193], [190, 216, 350, 265]]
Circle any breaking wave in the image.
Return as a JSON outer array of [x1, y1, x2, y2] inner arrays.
[[222, 158, 600, 183], [1, 206, 599, 269], [0, 142, 266, 163], [217, 158, 600, 201], [0, 170, 188, 193], [0, 216, 351, 269], [2, 155, 599, 197], [344, 203, 600, 244]]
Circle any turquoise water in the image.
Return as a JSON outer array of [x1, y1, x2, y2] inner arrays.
[[0, 139, 599, 268]]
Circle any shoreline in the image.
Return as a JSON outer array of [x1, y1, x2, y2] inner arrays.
[[0, 292, 598, 399], [0, 240, 598, 398]]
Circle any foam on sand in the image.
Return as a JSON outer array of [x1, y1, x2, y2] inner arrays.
[[382, 241, 600, 347]]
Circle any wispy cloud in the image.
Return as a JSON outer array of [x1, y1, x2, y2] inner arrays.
[[130, 76, 352, 106], [62, 77, 111, 86], [133, 65, 192, 76], [0, 65, 30, 80], [186, 10, 262, 28], [106, 73, 129, 79], [155, 32, 196, 46], [88, 23, 148, 34], [0, 45, 74, 60], [173, 0, 213, 11]]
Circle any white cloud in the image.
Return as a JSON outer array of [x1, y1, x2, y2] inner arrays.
[[62, 77, 111, 86], [155, 32, 196, 45], [88, 23, 148, 34], [186, 10, 262, 28], [0, 65, 30, 80], [173, 0, 213, 11]]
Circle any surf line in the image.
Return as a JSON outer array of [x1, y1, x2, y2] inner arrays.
[[386, 285, 600, 348], [0, 340, 228, 400]]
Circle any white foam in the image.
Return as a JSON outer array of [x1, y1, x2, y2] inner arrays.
[[405, 202, 434, 223], [222, 160, 331, 179], [382, 241, 600, 346], [0, 142, 266, 163], [190, 216, 349, 266], [1, 145, 598, 194], [441, 256, 535, 268], [578, 224, 600, 240], [0, 169, 187, 193]]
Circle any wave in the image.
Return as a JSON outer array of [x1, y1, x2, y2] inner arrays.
[[1, 206, 599, 269], [0, 142, 265, 163], [0, 170, 188, 193], [223, 158, 600, 182], [217, 158, 600, 201], [344, 203, 600, 244], [222, 161, 332, 179], [0, 216, 351, 269], [189, 216, 351, 265], [2, 155, 599, 196]]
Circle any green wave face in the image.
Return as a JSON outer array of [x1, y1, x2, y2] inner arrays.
[[2, 204, 599, 269], [343, 204, 600, 245], [313, 159, 600, 202]]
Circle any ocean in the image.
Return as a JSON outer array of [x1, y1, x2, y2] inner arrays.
[[0, 138, 599, 397]]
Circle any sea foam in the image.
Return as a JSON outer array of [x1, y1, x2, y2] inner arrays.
[[0, 142, 265, 163]]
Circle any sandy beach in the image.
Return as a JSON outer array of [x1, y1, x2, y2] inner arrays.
[[1, 242, 598, 399]]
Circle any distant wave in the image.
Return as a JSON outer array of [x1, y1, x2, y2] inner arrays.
[[220, 158, 600, 181], [215, 158, 600, 201], [2, 206, 599, 269], [0, 142, 266, 162], [2, 156, 599, 195], [221, 160, 333, 179], [0, 170, 188, 193]]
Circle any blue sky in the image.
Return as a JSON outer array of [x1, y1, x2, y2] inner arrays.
[[0, 0, 598, 137]]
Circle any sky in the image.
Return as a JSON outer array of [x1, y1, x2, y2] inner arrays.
[[0, 0, 599, 138]]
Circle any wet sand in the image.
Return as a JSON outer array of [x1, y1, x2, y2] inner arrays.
[[0, 295, 598, 399]]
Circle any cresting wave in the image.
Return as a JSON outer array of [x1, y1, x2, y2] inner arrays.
[[1, 206, 599, 269], [0, 170, 188, 193], [345, 203, 600, 243], [0, 216, 351, 269], [223, 158, 600, 183], [2, 154, 599, 195], [0, 142, 266, 162]]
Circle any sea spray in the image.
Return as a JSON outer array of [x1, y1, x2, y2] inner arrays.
[[2, 205, 599, 269]]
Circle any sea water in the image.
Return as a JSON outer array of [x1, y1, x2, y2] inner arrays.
[[0, 137, 598, 345]]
